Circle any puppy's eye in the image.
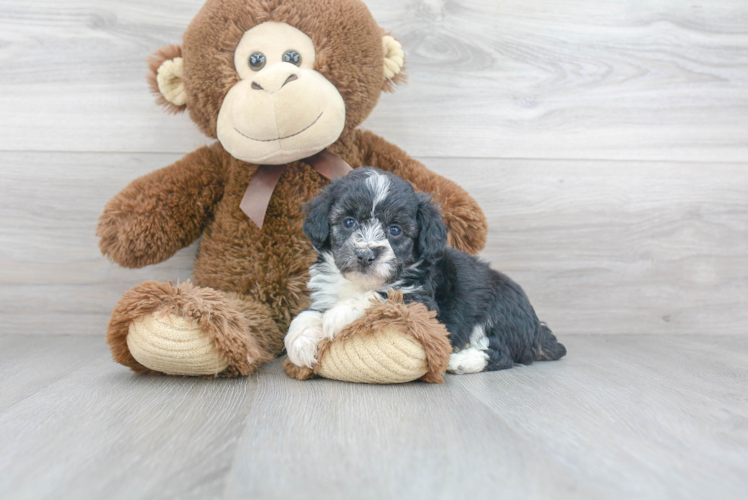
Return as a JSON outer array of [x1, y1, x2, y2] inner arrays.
[[388, 225, 402, 237], [343, 218, 357, 229]]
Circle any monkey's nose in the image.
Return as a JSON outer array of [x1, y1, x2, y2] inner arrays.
[[250, 66, 299, 93]]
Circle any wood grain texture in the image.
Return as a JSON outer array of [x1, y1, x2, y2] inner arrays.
[[0, 0, 746, 161], [1, 152, 746, 336], [0, 335, 106, 412], [226, 335, 748, 500], [0, 336, 258, 500], [1, 334, 746, 499], [465, 157, 748, 335]]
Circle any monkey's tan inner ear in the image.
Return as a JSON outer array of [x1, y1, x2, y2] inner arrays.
[[157, 57, 187, 106], [382, 36, 404, 80]]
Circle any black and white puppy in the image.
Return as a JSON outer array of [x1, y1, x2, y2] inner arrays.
[[285, 167, 566, 373]]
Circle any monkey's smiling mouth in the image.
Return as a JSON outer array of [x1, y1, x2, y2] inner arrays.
[[234, 112, 324, 142]]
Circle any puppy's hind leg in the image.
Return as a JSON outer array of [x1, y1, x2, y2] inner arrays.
[[484, 338, 514, 372], [447, 324, 492, 374], [447, 347, 489, 374]]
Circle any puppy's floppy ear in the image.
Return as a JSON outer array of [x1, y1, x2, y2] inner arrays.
[[303, 181, 339, 251], [416, 192, 448, 261]]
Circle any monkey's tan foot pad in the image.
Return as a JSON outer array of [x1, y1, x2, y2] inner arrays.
[[127, 313, 229, 376]]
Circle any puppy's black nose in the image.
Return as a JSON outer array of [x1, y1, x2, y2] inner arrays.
[[355, 247, 380, 266]]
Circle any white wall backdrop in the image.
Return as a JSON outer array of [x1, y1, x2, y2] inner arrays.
[[1, 0, 746, 335]]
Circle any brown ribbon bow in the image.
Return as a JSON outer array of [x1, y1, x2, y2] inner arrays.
[[240, 150, 353, 229]]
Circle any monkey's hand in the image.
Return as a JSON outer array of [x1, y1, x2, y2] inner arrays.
[[97, 145, 225, 268]]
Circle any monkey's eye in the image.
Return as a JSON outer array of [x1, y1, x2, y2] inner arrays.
[[343, 218, 357, 229], [283, 50, 302, 66], [388, 225, 402, 237], [249, 52, 266, 71]]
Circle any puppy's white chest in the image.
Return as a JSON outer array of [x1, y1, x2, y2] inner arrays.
[[332, 281, 371, 303], [311, 277, 377, 318], [306, 252, 382, 343], [308, 252, 378, 311]]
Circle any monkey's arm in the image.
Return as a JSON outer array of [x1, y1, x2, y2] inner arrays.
[[354, 129, 488, 255], [97, 143, 227, 268]]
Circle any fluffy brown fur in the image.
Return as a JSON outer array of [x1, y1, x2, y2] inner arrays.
[[99, 0, 488, 378], [98, 143, 227, 269], [283, 358, 316, 381], [107, 281, 275, 377]]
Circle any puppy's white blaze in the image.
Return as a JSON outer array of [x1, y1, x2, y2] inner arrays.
[[347, 220, 396, 287], [469, 325, 490, 351], [285, 310, 325, 368], [365, 172, 390, 216], [353, 221, 387, 248], [447, 347, 489, 374]]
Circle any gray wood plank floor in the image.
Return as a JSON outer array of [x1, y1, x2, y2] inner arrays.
[[1, 334, 746, 500]]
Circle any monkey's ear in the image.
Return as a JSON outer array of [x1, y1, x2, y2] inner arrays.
[[416, 192, 448, 262], [382, 34, 407, 93], [303, 181, 339, 251], [147, 44, 187, 114]]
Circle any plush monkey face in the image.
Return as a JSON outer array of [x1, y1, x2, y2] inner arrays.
[[216, 22, 346, 165], [148, 0, 406, 165]]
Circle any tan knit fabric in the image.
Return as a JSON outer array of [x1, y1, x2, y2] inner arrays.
[[156, 57, 187, 106], [316, 327, 428, 384], [127, 312, 229, 376], [382, 35, 405, 80]]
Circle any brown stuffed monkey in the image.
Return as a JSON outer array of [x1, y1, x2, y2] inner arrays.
[[98, 0, 488, 383]]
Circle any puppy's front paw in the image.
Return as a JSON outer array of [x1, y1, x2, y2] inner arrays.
[[288, 335, 320, 369], [322, 303, 367, 339], [285, 311, 324, 368]]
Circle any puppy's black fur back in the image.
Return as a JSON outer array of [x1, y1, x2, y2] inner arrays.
[[433, 248, 566, 369]]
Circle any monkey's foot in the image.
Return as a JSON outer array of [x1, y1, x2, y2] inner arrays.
[[107, 281, 272, 378], [127, 312, 230, 376]]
